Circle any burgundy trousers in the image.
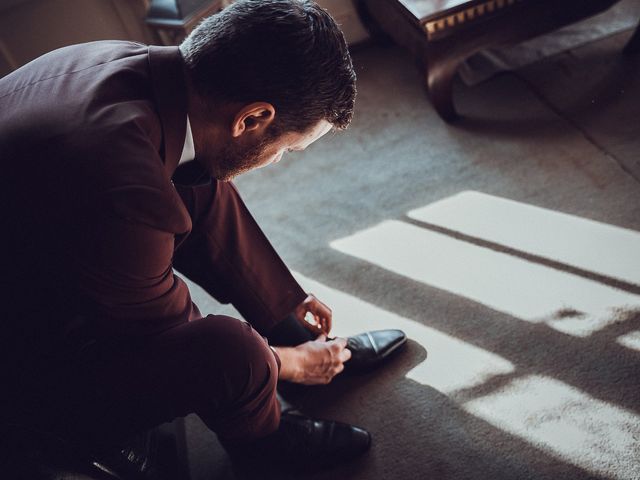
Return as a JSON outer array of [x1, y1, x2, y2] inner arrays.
[[10, 177, 306, 450]]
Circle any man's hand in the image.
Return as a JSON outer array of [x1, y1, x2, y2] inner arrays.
[[274, 335, 351, 385], [293, 294, 332, 335]]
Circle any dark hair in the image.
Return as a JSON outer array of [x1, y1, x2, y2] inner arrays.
[[180, 0, 356, 133]]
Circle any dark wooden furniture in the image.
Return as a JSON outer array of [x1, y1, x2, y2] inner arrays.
[[146, 0, 228, 45], [358, 0, 626, 121]]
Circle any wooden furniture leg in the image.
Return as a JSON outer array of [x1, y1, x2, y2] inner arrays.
[[425, 57, 461, 121]]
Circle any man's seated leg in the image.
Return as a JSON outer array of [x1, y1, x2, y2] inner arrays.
[[8, 314, 370, 474], [10, 315, 280, 449]]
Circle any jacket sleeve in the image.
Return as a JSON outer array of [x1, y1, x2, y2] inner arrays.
[[172, 179, 307, 335], [70, 183, 196, 336]]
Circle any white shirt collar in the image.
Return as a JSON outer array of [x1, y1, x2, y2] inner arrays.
[[179, 116, 195, 164]]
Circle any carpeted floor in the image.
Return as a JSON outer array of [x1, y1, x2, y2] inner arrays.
[[181, 24, 640, 480]]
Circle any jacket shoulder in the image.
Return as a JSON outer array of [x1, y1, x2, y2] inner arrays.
[[0, 41, 150, 98]]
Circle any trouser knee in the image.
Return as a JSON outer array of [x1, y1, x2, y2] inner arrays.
[[193, 315, 280, 441]]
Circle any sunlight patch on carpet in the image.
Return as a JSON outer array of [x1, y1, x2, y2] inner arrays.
[[616, 330, 640, 352], [331, 221, 640, 337], [464, 375, 640, 480], [407, 191, 640, 286]]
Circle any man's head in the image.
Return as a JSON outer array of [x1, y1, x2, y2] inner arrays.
[[179, 0, 356, 180]]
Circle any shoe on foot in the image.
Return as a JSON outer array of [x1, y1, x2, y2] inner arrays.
[[223, 410, 371, 472], [343, 329, 407, 374]]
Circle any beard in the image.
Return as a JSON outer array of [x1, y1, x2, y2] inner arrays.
[[197, 134, 274, 182]]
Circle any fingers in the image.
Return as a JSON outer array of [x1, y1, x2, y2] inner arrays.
[[302, 311, 325, 334], [304, 294, 332, 334], [327, 350, 349, 382], [319, 317, 330, 335], [293, 293, 333, 335], [313, 363, 344, 384], [330, 337, 347, 349], [318, 359, 345, 385], [339, 347, 351, 363], [327, 339, 350, 380], [293, 336, 350, 385], [328, 338, 348, 361]]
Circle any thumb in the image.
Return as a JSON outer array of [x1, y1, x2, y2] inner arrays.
[[315, 334, 327, 342]]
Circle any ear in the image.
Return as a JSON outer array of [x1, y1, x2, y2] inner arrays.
[[231, 102, 276, 138]]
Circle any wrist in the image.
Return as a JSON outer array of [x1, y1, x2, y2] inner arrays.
[[273, 346, 302, 382]]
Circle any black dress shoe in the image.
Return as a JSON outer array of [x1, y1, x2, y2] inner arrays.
[[343, 329, 407, 374], [90, 424, 186, 480], [222, 410, 371, 473], [92, 431, 157, 479]]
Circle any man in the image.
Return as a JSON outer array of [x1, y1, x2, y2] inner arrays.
[[0, 0, 406, 474]]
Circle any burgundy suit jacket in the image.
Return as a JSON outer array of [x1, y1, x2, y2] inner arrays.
[[0, 41, 305, 357]]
